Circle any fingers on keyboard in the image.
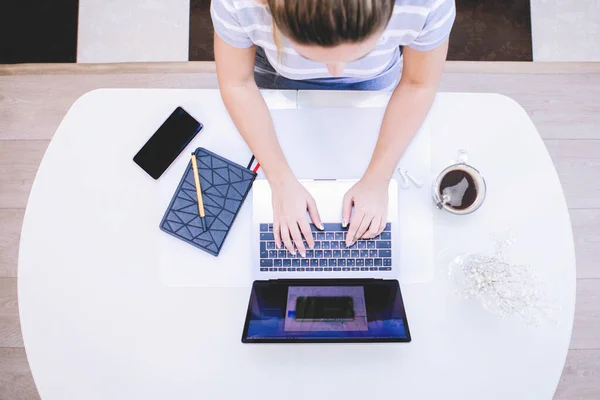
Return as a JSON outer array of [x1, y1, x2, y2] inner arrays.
[[259, 224, 392, 272]]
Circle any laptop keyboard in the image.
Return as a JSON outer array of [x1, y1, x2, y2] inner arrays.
[[259, 223, 392, 272]]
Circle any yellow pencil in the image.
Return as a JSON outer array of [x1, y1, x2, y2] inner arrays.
[[190, 153, 206, 230]]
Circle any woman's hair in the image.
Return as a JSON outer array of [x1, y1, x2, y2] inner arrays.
[[267, 0, 395, 47]]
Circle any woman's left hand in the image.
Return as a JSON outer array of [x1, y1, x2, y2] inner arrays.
[[342, 177, 389, 245]]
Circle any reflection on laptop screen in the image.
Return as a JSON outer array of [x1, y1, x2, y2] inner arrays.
[[242, 280, 411, 343]]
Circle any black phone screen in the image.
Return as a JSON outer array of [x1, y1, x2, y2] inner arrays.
[[133, 107, 203, 179], [295, 296, 355, 320]]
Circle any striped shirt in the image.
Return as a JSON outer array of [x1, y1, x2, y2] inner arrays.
[[211, 0, 456, 82]]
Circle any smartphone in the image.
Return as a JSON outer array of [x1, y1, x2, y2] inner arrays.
[[295, 296, 355, 320], [133, 107, 203, 179]]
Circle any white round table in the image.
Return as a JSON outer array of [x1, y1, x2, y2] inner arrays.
[[19, 89, 575, 400]]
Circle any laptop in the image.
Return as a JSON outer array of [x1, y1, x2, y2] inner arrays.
[[252, 179, 399, 280], [245, 179, 409, 343]]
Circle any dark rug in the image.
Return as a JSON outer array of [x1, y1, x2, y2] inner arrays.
[[449, 0, 532, 61], [0, 0, 79, 63], [190, 0, 533, 62]]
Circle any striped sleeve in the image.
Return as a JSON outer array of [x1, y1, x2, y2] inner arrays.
[[210, 0, 254, 48], [409, 0, 456, 51]]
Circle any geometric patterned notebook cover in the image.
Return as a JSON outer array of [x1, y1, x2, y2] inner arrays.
[[160, 147, 257, 256]]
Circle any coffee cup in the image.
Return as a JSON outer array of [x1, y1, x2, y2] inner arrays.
[[433, 150, 486, 215]]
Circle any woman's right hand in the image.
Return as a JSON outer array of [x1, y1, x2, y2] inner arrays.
[[271, 179, 323, 257]]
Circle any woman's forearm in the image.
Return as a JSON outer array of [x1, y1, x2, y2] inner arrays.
[[220, 82, 294, 185], [364, 42, 448, 182], [363, 81, 436, 181]]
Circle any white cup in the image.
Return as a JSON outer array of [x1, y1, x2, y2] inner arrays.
[[432, 150, 486, 215]]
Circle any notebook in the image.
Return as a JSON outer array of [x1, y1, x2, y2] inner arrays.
[[159, 147, 257, 256]]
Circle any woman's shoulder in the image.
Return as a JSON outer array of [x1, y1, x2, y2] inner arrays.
[[389, 0, 455, 24], [393, 0, 453, 11], [213, 0, 271, 20], [388, 0, 456, 51], [394, 0, 435, 6], [212, 0, 273, 31], [211, 0, 273, 48]]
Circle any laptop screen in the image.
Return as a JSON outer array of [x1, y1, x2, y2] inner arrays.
[[242, 279, 411, 343]]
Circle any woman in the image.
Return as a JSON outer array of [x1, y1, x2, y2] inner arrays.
[[211, 0, 455, 256]]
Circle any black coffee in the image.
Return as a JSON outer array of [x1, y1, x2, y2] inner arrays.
[[439, 169, 478, 210]]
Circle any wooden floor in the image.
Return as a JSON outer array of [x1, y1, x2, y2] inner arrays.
[[0, 62, 599, 399]]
